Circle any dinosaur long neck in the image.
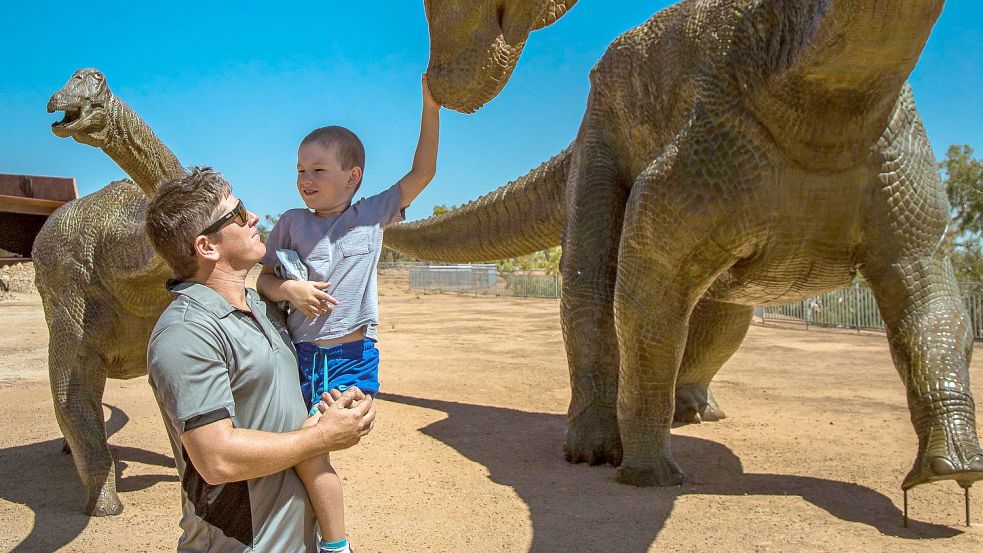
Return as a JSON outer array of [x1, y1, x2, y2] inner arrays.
[[795, 0, 943, 90], [739, 0, 944, 169], [102, 96, 186, 195]]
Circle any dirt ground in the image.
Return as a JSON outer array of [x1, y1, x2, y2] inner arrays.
[[1, 270, 982, 552]]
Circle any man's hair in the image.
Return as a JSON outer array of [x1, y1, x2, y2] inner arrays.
[[300, 126, 365, 187], [145, 166, 231, 280]]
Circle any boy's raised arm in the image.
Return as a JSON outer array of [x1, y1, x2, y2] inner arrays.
[[397, 74, 441, 209]]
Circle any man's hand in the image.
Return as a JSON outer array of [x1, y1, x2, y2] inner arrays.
[[284, 280, 339, 318], [313, 391, 375, 452]]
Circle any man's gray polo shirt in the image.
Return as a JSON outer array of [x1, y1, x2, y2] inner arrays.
[[148, 281, 315, 552]]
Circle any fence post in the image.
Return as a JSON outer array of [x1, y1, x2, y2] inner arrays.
[[854, 284, 860, 334]]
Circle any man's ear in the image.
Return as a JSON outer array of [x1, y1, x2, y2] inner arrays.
[[348, 166, 363, 188], [193, 235, 221, 263]]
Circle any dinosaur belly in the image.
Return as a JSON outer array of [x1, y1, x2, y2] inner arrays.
[[707, 251, 858, 306], [704, 164, 869, 306]]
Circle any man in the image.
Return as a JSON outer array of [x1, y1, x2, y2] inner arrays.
[[145, 166, 375, 552]]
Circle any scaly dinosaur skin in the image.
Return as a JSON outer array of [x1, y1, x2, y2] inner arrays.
[[425, 0, 577, 113], [386, 0, 983, 489], [35, 69, 186, 515]]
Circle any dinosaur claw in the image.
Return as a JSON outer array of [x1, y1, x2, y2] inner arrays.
[[616, 453, 685, 487], [930, 457, 956, 476], [674, 385, 726, 425]]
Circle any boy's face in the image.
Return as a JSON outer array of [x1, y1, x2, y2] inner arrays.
[[296, 142, 362, 215]]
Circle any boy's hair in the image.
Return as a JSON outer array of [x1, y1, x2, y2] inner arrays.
[[301, 126, 365, 187], [145, 166, 231, 280]]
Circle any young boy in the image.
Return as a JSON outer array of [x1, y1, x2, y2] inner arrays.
[[257, 75, 439, 553]]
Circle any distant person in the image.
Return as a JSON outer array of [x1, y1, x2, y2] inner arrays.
[[256, 74, 440, 553], [145, 167, 376, 552]]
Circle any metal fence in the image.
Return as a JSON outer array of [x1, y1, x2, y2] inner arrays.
[[406, 264, 562, 299], [408, 264, 497, 292], [759, 282, 983, 340], [401, 264, 983, 340]]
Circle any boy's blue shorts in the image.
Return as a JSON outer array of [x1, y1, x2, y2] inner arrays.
[[296, 339, 380, 412]]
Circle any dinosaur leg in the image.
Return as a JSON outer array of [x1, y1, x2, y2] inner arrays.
[[861, 112, 983, 490], [863, 255, 982, 490], [561, 127, 631, 467], [48, 316, 120, 516], [611, 134, 745, 487], [674, 299, 752, 424]]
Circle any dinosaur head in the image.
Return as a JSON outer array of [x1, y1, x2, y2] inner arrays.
[[48, 68, 113, 147], [425, 0, 576, 113]]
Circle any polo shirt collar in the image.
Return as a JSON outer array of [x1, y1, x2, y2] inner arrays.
[[166, 279, 246, 318]]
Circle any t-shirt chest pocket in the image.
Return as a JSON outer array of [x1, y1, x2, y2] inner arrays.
[[338, 227, 374, 257]]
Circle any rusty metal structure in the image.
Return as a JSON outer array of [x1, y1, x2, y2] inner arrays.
[[0, 173, 77, 262]]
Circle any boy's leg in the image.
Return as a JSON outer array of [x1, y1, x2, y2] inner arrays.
[[296, 413, 348, 545]]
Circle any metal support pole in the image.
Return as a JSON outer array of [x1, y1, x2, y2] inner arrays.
[[963, 485, 971, 527], [903, 488, 908, 528]]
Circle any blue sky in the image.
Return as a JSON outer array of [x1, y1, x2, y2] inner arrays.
[[1, 1, 980, 223]]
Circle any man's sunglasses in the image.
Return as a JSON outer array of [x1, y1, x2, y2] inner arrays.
[[200, 199, 249, 236]]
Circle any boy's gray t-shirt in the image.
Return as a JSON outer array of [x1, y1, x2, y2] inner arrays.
[[148, 282, 316, 552], [262, 182, 405, 343]]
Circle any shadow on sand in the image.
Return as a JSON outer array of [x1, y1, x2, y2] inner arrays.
[[381, 393, 961, 552], [1, 404, 176, 552]]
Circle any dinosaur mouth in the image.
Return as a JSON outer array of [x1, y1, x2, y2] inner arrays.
[[52, 107, 81, 128], [428, 37, 523, 114], [49, 102, 103, 138]]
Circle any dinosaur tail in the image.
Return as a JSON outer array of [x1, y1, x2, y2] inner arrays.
[[384, 148, 569, 262]]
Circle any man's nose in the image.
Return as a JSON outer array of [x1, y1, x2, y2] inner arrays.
[[247, 211, 259, 227]]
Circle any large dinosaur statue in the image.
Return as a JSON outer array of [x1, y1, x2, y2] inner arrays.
[[386, 0, 983, 490], [36, 68, 186, 515]]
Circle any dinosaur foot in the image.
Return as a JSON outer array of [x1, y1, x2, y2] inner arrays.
[[674, 385, 726, 425], [85, 486, 123, 517], [903, 410, 983, 490], [564, 404, 622, 466], [616, 452, 685, 487]]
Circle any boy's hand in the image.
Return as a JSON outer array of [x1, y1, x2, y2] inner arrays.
[[316, 387, 366, 412], [313, 393, 375, 451], [422, 73, 440, 111], [284, 280, 339, 318]]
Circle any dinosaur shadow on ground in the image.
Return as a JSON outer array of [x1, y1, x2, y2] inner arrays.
[[1, 404, 176, 553], [380, 393, 961, 552]]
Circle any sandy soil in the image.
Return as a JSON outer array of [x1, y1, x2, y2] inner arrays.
[[1, 271, 982, 552]]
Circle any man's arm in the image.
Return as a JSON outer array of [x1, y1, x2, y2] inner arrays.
[[397, 74, 441, 209], [180, 394, 375, 485]]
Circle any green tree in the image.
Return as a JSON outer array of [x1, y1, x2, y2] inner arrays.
[[257, 214, 279, 242], [495, 246, 562, 275], [432, 204, 457, 216], [941, 145, 983, 281]]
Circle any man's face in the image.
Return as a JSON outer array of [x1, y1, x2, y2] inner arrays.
[[296, 142, 360, 215], [208, 193, 265, 267]]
